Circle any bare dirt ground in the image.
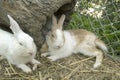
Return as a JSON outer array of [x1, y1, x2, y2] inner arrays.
[[0, 52, 120, 80]]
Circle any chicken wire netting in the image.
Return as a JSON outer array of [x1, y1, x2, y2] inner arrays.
[[68, 0, 120, 56]]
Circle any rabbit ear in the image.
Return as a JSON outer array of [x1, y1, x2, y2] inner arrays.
[[52, 15, 58, 31], [58, 14, 65, 30], [7, 15, 23, 34]]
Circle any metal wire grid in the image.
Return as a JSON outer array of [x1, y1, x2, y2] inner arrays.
[[71, 0, 120, 56]]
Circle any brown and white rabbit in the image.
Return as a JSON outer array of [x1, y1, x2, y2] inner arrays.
[[41, 14, 108, 68], [0, 15, 40, 73]]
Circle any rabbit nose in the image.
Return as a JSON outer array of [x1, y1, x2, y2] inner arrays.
[[56, 45, 61, 49], [58, 45, 61, 48], [29, 52, 33, 56], [58, 43, 64, 48]]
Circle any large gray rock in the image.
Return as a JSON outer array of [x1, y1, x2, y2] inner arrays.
[[0, 0, 76, 48]]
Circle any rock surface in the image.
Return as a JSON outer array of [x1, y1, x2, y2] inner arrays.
[[0, 0, 76, 48]]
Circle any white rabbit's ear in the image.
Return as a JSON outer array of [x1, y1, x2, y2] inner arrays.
[[58, 14, 65, 30], [52, 15, 58, 31], [7, 15, 23, 34]]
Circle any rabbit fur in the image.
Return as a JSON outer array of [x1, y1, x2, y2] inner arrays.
[[0, 15, 40, 73], [41, 14, 108, 68]]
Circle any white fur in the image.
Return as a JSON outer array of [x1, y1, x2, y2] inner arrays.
[[44, 29, 105, 68], [0, 15, 40, 73], [15, 32, 36, 56], [54, 29, 64, 47], [45, 31, 76, 61], [41, 14, 108, 69], [0, 29, 33, 72], [95, 40, 108, 52], [7, 15, 37, 56], [45, 31, 96, 60]]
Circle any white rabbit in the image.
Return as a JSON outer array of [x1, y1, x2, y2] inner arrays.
[[7, 15, 40, 70], [41, 14, 108, 68], [0, 15, 40, 73], [7, 15, 37, 58]]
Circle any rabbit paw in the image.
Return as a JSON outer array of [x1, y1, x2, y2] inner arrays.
[[17, 64, 32, 73], [93, 62, 101, 68], [41, 52, 49, 57], [23, 67, 32, 73], [31, 59, 41, 70], [47, 56, 58, 61]]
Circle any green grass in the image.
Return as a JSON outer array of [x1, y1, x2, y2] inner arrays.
[[66, 12, 120, 56]]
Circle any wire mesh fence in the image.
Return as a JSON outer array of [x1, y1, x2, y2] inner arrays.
[[67, 0, 120, 56]]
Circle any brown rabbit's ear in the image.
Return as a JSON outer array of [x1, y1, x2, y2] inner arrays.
[[58, 14, 65, 30], [52, 15, 58, 31]]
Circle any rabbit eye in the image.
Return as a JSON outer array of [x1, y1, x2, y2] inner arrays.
[[51, 34, 55, 37], [57, 46, 60, 48], [19, 43, 23, 46], [55, 45, 61, 49]]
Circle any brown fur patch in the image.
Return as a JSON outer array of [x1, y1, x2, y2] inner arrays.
[[67, 29, 97, 47]]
